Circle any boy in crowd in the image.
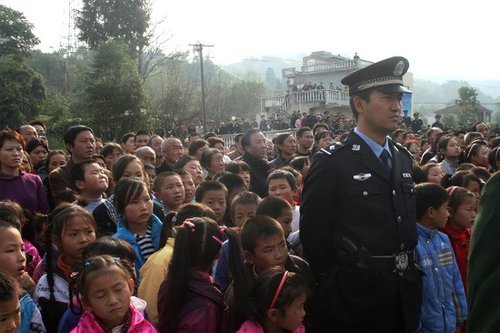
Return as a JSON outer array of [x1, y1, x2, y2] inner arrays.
[[174, 169, 196, 203], [414, 183, 467, 332], [195, 180, 228, 225], [152, 172, 185, 217], [71, 159, 109, 213], [266, 169, 300, 234]]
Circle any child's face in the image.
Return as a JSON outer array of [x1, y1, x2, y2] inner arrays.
[[84, 267, 134, 329], [48, 153, 66, 173], [471, 146, 490, 168], [427, 166, 444, 184], [181, 175, 196, 203], [232, 204, 257, 228], [238, 171, 251, 188], [0, 227, 26, 279], [268, 178, 295, 206], [124, 190, 153, 226], [245, 234, 287, 274], [183, 160, 204, 185], [157, 175, 185, 210], [58, 217, 96, 263], [443, 139, 461, 158], [466, 181, 481, 199], [104, 149, 122, 170], [449, 196, 476, 229], [200, 190, 227, 223], [0, 296, 21, 333], [429, 202, 449, 229], [276, 207, 293, 239], [78, 163, 108, 194], [276, 293, 307, 332], [120, 160, 144, 181]]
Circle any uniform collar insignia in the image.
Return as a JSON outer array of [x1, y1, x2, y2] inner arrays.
[[351, 144, 360, 151], [402, 173, 412, 178]]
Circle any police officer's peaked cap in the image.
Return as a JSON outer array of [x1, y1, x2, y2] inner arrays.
[[341, 56, 411, 96]]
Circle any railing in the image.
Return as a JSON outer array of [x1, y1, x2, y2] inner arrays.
[[261, 89, 350, 113], [301, 59, 372, 73]]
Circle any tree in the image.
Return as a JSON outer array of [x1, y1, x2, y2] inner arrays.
[[456, 86, 479, 106], [0, 5, 39, 58], [0, 56, 46, 129], [80, 40, 149, 137], [75, 0, 150, 61]]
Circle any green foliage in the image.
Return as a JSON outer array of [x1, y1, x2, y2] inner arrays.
[[79, 40, 149, 138], [39, 93, 71, 123], [0, 5, 39, 58], [456, 86, 479, 106], [75, 0, 150, 59], [0, 56, 46, 129], [442, 114, 457, 129]]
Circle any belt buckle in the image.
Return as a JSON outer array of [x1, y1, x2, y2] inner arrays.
[[394, 252, 409, 274]]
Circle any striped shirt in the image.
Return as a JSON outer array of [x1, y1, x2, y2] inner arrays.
[[135, 226, 155, 262]]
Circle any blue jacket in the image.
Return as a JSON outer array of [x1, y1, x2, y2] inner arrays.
[[416, 224, 467, 333], [114, 214, 163, 276]]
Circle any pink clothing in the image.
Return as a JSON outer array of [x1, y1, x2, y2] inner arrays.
[[237, 320, 305, 333], [24, 240, 41, 277], [71, 305, 156, 333]]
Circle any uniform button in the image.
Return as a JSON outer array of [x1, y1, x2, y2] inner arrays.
[[392, 190, 396, 196], [400, 243, 405, 250], [363, 191, 368, 196], [435, 267, 439, 272], [397, 216, 402, 223]]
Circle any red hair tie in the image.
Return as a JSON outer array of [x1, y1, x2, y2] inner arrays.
[[181, 219, 195, 232], [269, 271, 289, 310]]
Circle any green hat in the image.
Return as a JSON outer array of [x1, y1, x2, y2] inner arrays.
[[341, 56, 411, 96]]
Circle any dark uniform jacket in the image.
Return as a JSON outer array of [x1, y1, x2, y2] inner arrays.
[[300, 131, 422, 332]]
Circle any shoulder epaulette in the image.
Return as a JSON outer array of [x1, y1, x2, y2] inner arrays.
[[319, 141, 346, 156], [393, 140, 413, 158]]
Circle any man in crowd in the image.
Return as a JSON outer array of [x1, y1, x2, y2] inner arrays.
[[411, 112, 423, 133], [296, 126, 314, 156], [241, 128, 270, 197], [17, 124, 38, 144], [156, 137, 184, 173], [301, 56, 422, 332], [135, 130, 151, 148]]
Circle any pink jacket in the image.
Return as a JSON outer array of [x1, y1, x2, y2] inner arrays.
[[71, 305, 157, 333], [237, 320, 305, 333]]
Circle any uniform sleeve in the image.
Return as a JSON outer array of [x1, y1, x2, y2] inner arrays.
[[300, 153, 336, 278]]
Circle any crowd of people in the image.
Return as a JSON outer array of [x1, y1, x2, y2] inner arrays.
[[0, 58, 499, 333]]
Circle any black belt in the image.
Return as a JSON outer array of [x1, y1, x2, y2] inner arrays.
[[370, 251, 414, 275]]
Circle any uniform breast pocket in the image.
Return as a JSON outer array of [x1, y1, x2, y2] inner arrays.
[[347, 185, 384, 215]]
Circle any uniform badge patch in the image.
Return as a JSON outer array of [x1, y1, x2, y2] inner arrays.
[[351, 144, 360, 151], [353, 173, 372, 181], [402, 173, 412, 178]]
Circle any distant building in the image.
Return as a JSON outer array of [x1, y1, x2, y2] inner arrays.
[[261, 51, 413, 117], [434, 104, 492, 122]]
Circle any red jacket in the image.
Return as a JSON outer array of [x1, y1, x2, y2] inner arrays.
[[442, 225, 471, 289]]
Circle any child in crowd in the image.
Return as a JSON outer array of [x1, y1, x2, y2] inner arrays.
[[237, 267, 308, 333], [281, 166, 303, 206], [441, 186, 476, 289], [152, 172, 185, 216], [421, 163, 445, 185], [443, 171, 482, 200], [225, 160, 251, 189], [224, 215, 313, 333], [157, 217, 234, 333], [214, 191, 261, 294], [195, 180, 228, 225], [93, 155, 146, 235], [139, 203, 217, 327], [35, 204, 97, 332], [143, 163, 156, 192], [217, 173, 247, 225], [175, 169, 196, 203], [113, 178, 162, 275], [266, 169, 300, 234], [71, 255, 156, 332], [414, 183, 467, 332], [58, 237, 138, 333], [71, 159, 109, 213], [438, 135, 461, 176], [0, 272, 22, 333], [0, 219, 46, 332]]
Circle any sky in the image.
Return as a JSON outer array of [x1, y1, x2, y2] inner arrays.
[[2, 0, 499, 82]]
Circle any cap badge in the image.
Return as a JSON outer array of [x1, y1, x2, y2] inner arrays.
[[393, 61, 405, 76]]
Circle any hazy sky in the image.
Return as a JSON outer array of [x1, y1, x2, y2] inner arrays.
[[2, 0, 499, 82]]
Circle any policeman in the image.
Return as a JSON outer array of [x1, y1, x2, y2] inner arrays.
[[300, 56, 422, 332]]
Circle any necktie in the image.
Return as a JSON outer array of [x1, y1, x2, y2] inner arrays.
[[380, 149, 392, 177]]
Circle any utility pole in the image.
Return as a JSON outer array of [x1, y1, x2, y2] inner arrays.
[[190, 43, 213, 134]]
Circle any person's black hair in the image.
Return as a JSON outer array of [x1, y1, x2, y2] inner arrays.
[[100, 142, 123, 157], [217, 173, 246, 196], [472, 121, 488, 132], [0, 271, 21, 303], [273, 133, 293, 146], [436, 135, 458, 159], [174, 155, 198, 171], [348, 90, 372, 121], [256, 196, 292, 219], [160, 202, 216, 247], [206, 136, 224, 148], [29, 120, 47, 131], [147, 134, 163, 147], [312, 122, 329, 135], [441, 170, 481, 189], [226, 160, 250, 174], [470, 166, 491, 184], [195, 180, 228, 202], [157, 217, 239, 332], [392, 129, 405, 140], [152, 171, 180, 193], [71, 159, 98, 191], [246, 267, 309, 328], [45, 150, 67, 171], [113, 177, 149, 217], [203, 132, 217, 140], [234, 133, 244, 144], [266, 169, 297, 191], [26, 138, 48, 154], [120, 132, 135, 144], [111, 155, 144, 183], [464, 140, 489, 163], [135, 129, 151, 139], [411, 164, 427, 184], [187, 139, 208, 156], [63, 125, 93, 146], [241, 128, 262, 149], [240, 215, 284, 253], [289, 156, 309, 172], [447, 186, 475, 213], [231, 191, 261, 211], [488, 147, 500, 170], [296, 126, 312, 139], [43, 203, 97, 332], [414, 183, 449, 221]]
